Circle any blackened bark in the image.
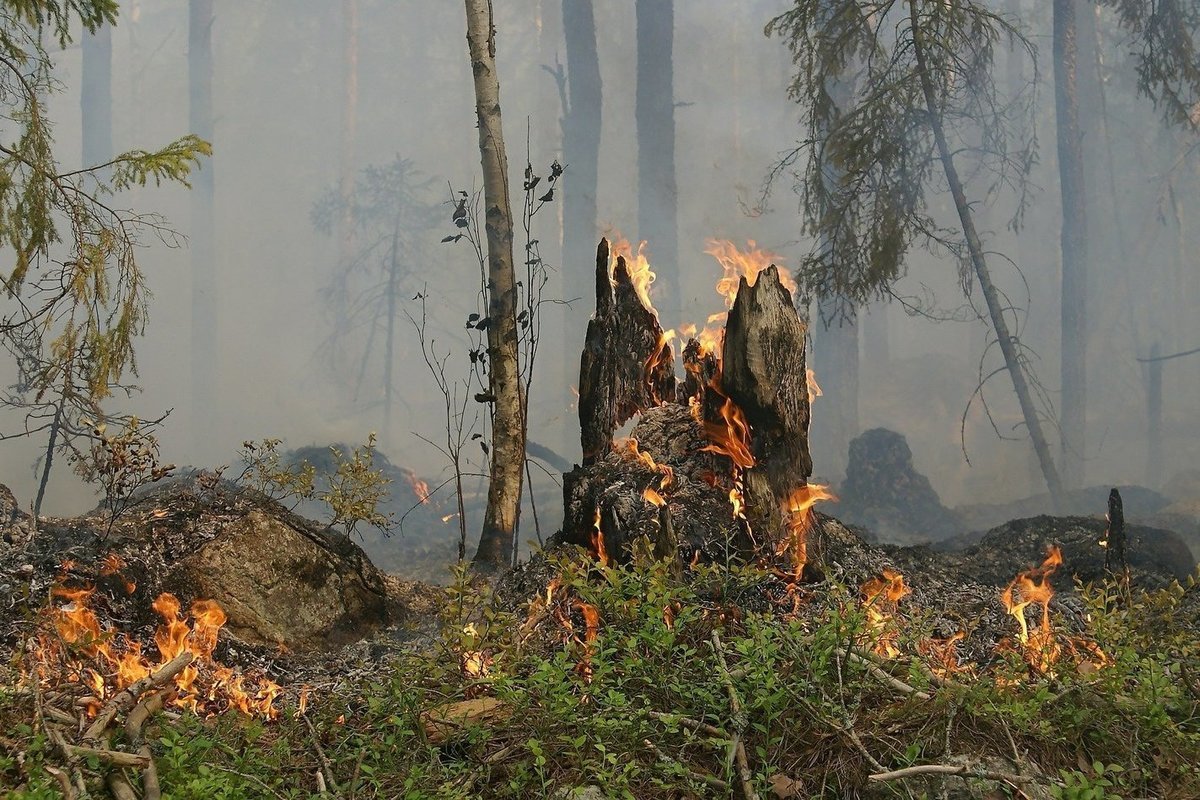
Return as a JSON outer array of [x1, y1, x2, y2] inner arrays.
[[1104, 487, 1126, 576], [722, 266, 813, 543], [578, 239, 676, 465], [635, 0, 678, 320], [1055, 0, 1088, 489]]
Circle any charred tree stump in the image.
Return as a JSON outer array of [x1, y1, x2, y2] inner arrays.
[[577, 238, 676, 465], [565, 243, 813, 571], [1104, 487, 1127, 578], [720, 266, 813, 547]]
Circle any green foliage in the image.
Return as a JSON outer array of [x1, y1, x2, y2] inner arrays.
[[0, 0, 210, 501], [4, 555, 1198, 798], [322, 433, 393, 538], [237, 435, 393, 538], [71, 415, 174, 535], [766, 1, 1038, 318], [237, 438, 317, 503]]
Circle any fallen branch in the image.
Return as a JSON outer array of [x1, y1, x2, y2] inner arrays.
[[61, 743, 149, 768], [647, 710, 730, 741], [107, 770, 138, 800], [838, 647, 931, 701], [83, 652, 194, 742], [304, 713, 343, 796], [124, 689, 172, 744], [43, 765, 76, 800], [869, 762, 1044, 785], [712, 631, 759, 800], [643, 738, 729, 792]]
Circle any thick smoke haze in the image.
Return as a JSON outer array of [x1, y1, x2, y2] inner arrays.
[[4, 0, 1197, 543]]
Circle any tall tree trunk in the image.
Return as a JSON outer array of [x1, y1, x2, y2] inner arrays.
[[383, 220, 400, 445], [189, 0, 217, 460], [1054, 0, 1088, 489], [811, 305, 858, 482], [561, 0, 601, 430], [464, 0, 526, 572], [909, 0, 1065, 506], [338, 0, 358, 272], [81, 22, 112, 170], [635, 0, 678, 320]]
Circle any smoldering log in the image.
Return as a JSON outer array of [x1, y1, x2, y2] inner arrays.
[[578, 238, 676, 465]]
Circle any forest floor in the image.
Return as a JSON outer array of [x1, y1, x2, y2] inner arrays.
[[1, 483, 1199, 799]]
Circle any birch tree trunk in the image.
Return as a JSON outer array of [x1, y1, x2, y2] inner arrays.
[[1054, 0, 1088, 489], [464, 0, 526, 572]]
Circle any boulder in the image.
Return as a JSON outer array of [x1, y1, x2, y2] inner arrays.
[[837, 428, 964, 544], [170, 509, 388, 651]]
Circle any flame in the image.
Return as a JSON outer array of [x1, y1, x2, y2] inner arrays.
[[1001, 546, 1063, 672], [696, 387, 755, 470], [39, 573, 285, 720], [861, 569, 910, 658], [441, 513, 459, 524], [806, 368, 822, 405], [405, 471, 431, 505], [611, 237, 657, 315], [643, 487, 666, 507], [779, 484, 836, 578], [920, 632, 968, 679], [704, 239, 796, 310], [590, 508, 609, 567]]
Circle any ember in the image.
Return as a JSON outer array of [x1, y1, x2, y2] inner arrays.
[[860, 569, 910, 658]]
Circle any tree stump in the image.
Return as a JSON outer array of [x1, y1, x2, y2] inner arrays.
[[564, 241, 813, 570]]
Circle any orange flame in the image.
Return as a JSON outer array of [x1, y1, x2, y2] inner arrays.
[[806, 368, 822, 406], [40, 574, 285, 720], [704, 239, 796, 310], [861, 569, 910, 658], [1001, 546, 1063, 672], [405, 471, 431, 505], [590, 507, 609, 567], [778, 484, 836, 578], [611, 237, 657, 316]]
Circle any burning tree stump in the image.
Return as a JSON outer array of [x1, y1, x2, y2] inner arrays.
[[579, 238, 676, 465], [565, 239, 817, 572]]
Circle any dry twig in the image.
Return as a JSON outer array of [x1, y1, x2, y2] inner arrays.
[[83, 651, 194, 742], [712, 630, 760, 800]]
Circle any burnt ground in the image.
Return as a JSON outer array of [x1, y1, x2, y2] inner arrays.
[[1, 472, 1196, 699]]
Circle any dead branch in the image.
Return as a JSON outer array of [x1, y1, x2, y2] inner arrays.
[[61, 743, 149, 768], [712, 631, 759, 800], [643, 739, 730, 792], [106, 770, 138, 800], [303, 713, 343, 796], [124, 688, 172, 744], [83, 652, 194, 741], [647, 710, 730, 741], [868, 762, 1044, 786], [838, 647, 931, 701]]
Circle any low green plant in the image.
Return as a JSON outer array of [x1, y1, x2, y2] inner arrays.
[[237, 434, 393, 539], [72, 416, 174, 536]]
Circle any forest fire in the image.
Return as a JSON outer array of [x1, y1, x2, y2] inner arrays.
[[36, 568, 283, 720], [860, 569, 910, 658], [610, 237, 658, 315], [781, 483, 837, 577], [1001, 546, 1063, 671]]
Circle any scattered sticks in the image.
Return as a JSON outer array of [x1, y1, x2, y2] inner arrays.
[[84, 651, 195, 742], [711, 630, 760, 800]]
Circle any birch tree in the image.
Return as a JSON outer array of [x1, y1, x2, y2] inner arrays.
[[463, 0, 525, 572]]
